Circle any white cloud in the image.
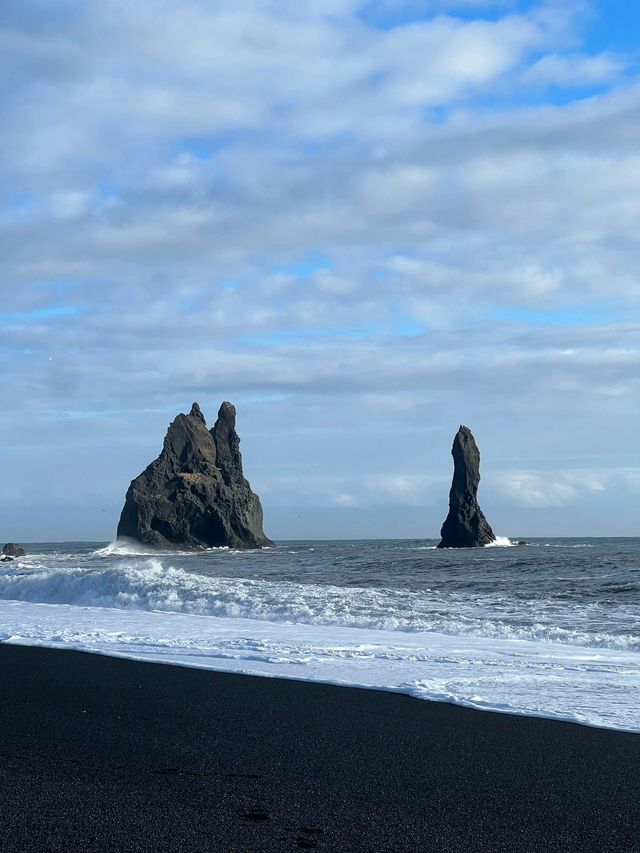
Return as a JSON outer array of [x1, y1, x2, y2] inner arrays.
[[495, 471, 607, 508], [364, 474, 441, 505], [378, 15, 543, 106], [523, 52, 624, 87], [334, 492, 360, 508]]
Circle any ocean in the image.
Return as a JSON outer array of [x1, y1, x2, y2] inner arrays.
[[1, 537, 638, 733]]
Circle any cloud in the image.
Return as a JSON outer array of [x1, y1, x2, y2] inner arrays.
[[493, 469, 630, 509], [522, 52, 625, 87], [0, 0, 639, 537], [334, 492, 361, 508], [363, 474, 443, 505], [497, 472, 581, 508]]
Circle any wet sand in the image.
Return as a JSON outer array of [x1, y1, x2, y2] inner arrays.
[[0, 643, 638, 852]]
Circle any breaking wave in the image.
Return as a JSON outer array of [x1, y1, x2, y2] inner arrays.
[[93, 538, 233, 557], [485, 536, 517, 548], [0, 557, 637, 652]]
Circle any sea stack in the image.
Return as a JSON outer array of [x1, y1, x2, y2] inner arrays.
[[2, 543, 26, 557], [437, 426, 495, 548], [117, 402, 273, 550]]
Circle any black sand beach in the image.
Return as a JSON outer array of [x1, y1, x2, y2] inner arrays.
[[0, 644, 638, 852]]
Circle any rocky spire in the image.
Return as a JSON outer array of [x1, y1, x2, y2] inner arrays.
[[437, 425, 495, 548], [161, 403, 216, 470], [189, 401, 206, 423], [210, 402, 243, 486], [117, 402, 273, 550]]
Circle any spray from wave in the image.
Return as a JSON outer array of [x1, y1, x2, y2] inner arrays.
[[485, 536, 516, 548], [93, 539, 233, 557]]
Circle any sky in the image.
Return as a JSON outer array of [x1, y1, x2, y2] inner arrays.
[[1, 0, 639, 541]]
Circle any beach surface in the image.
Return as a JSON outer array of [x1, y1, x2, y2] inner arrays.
[[0, 643, 638, 852]]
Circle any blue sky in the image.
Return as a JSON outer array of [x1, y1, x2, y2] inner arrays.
[[1, 0, 639, 540]]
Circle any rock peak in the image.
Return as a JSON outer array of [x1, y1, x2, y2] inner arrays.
[[2, 543, 26, 557], [437, 425, 495, 548], [117, 402, 273, 550], [211, 402, 242, 486], [189, 402, 206, 423], [217, 401, 236, 426]]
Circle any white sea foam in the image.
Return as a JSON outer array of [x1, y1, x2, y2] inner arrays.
[[485, 536, 516, 547], [1, 599, 638, 732], [0, 557, 638, 651], [94, 538, 160, 557], [93, 538, 232, 557]]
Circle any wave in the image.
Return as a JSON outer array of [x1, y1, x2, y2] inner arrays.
[[485, 536, 517, 548], [94, 539, 160, 557], [0, 557, 638, 652], [437, 536, 517, 549], [93, 539, 234, 557]]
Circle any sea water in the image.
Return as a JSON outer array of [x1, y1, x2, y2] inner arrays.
[[0, 537, 638, 732]]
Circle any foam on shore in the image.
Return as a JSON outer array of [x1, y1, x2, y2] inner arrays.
[[1, 598, 638, 732]]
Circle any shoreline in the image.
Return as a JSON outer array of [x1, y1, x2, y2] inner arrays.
[[1, 643, 638, 852], [5, 637, 639, 735]]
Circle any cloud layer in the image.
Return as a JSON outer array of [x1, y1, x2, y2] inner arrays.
[[1, 0, 639, 539]]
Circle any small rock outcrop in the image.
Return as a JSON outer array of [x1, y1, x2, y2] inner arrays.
[[117, 402, 274, 550], [437, 426, 495, 548], [2, 543, 26, 557]]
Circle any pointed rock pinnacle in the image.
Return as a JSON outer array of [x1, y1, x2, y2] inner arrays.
[[437, 425, 496, 548]]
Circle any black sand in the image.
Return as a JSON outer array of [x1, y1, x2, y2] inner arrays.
[[0, 644, 638, 852]]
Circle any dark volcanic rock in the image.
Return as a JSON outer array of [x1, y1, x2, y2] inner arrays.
[[211, 401, 245, 486], [2, 543, 26, 557], [116, 402, 274, 550], [437, 426, 495, 549]]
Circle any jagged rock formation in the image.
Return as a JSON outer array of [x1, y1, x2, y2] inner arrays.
[[437, 426, 495, 548], [117, 402, 274, 550], [2, 543, 26, 557]]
